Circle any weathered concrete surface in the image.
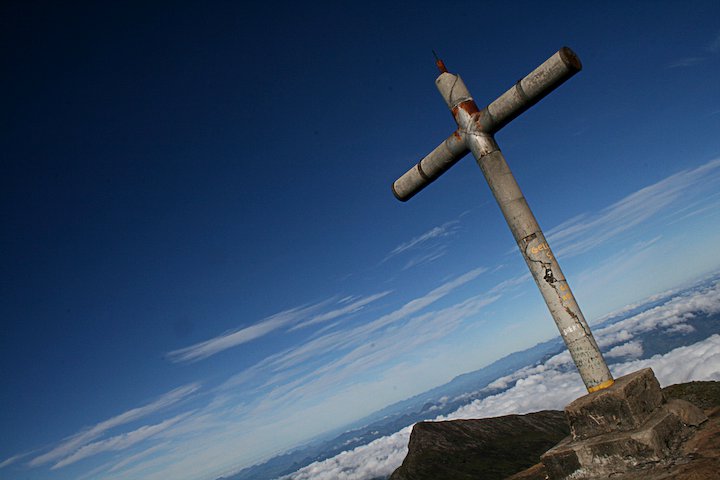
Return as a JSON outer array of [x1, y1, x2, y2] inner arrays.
[[542, 399, 703, 477], [541, 369, 707, 478], [510, 405, 720, 480], [564, 368, 664, 440], [508, 374, 715, 480]]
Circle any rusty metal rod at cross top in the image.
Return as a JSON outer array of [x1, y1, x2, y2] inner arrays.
[[391, 47, 614, 393]]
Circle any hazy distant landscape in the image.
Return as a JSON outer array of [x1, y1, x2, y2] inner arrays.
[[226, 273, 720, 480]]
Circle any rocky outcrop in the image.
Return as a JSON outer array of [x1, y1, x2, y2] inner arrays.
[[389, 410, 569, 480], [390, 380, 719, 480], [662, 381, 720, 410]]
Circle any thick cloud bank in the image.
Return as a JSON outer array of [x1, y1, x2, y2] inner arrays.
[[444, 334, 719, 421], [285, 281, 720, 480], [285, 426, 412, 480]]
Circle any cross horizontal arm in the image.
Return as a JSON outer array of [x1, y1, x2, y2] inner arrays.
[[392, 47, 582, 201], [392, 130, 468, 201], [439, 47, 582, 133]]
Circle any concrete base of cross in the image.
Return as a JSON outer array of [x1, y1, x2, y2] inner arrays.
[[540, 368, 707, 479]]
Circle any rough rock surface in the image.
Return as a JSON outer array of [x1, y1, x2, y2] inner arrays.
[[389, 410, 569, 480]]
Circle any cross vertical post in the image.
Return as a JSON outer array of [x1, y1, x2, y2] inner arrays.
[[392, 48, 614, 393]]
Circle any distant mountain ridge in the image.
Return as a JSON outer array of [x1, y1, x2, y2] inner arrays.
[[220, 337, 568, 480], [220, 273, 720, 480]]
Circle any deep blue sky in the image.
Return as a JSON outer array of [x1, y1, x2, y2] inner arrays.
[[2, 1, 720, 479]]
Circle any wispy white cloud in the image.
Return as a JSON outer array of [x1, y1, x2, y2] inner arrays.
[[192, 267, 491, 452], [667, 31, 720, 67], [28, 383, 199, 468], [235, 266, 488, 383], [667, 56, 705, 68], [168, 292, 393, 363], [284, 277, 720, 480], [52, 413, 192, 469], [75, 442, 173, 480], [402, 246, 448, 270], [383, 220, 459, 264], [0, 452, 32, 469], [666, 191, 720, 226], [369, 267, 486, 326], [708, 31, 720, 53], [166, 301, 332, 363], [289, 291, 392, 331], [547, 158, 720, 258], [277, 292, 501, 402], [571, 235, 666, 308], [80, 442, 195, 480], [487, 272, 532, 295]]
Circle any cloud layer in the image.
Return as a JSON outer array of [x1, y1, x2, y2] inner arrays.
[[288, 333, 720, 480], [383, 220, 460, 264], [547, 158, 720, 258], [26, 383, 199, 469], [285, 279, 720, 480], [167, 292, 391, 363]]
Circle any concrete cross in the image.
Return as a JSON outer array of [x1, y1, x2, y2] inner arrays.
[[391, 47, 614, 393]]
